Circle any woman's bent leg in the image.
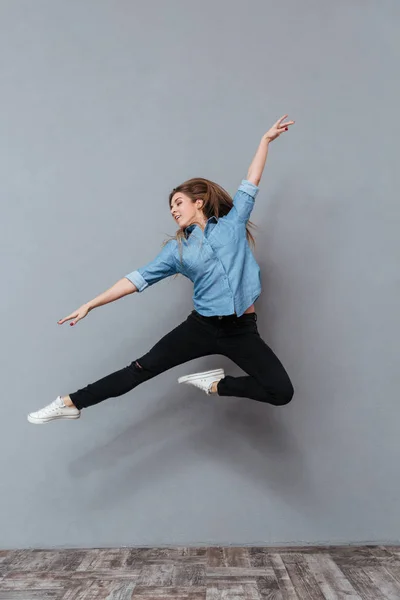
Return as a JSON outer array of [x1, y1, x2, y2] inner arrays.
[[70, 314, 215, 410], [217, 321, 294, 406]]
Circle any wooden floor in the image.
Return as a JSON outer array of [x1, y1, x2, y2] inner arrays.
[[0, 545, 399, 599]]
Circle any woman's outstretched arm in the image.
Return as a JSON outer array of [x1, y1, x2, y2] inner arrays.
[[247, 114, 295, 186], [58, 240, 178, 327], [86, 278, 137, 310], [57, 278, 137, 327]]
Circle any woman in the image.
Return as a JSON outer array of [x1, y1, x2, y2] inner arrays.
[[28, 115, 295, 424]]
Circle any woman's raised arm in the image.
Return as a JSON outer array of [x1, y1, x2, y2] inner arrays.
[[247, 114, 295, 186]]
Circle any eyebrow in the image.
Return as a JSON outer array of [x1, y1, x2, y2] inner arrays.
[[170, 196, 183, 206]]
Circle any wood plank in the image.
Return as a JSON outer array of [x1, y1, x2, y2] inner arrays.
[[324, 545, 383, 567], [384, 546, 400, 559], [206, 549, 225, 568], [59, 579, 115, 599], [367, 546, 400, 565], [0, 551, 12, 565], [5, 550, 62, 572], [223, 548, 251, 568], [206, 582, 260, 600], [103, 580, 137, 600], [205, 577, 259, 586], [208, 568, 275, 578], [340, 565, 388, 600], [72, 549, 136, 572], [249, 547, 331, 554], [182, 549, 207, 558], [361, 566, 400, 600], [248, 549, 274, 569], [0, 550, 42, 571], [89, 549, 130, 571], [124, 548, 189, 568], [269, 554, 299, 600], [74, 550, 104, 572], [132, 585, 205, 599], [0, 593, 60, 600], [255, 574, 282, 600], [49, 551, 89, 572], [280, 554, 325, 600], [384, 565, 400, 584], [1, 569, 140, 584], [135, 564, 175, 586], [305, 554, 362, 599], [0, 571, 65, 591], [85, 549, 131, 571], [172, 564, 205, 586], [58, 579, 137, 599]]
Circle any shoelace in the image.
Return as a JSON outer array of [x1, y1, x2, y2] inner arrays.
[[40, 400, 63, 415]]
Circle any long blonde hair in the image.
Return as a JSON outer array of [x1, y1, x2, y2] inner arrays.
[[163, 177, 257, 265]]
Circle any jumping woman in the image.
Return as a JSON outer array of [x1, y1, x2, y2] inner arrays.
[[28, 115, 295, 424]]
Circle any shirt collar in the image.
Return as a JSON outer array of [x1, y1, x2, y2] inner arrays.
[[184, 215, 218, 239]]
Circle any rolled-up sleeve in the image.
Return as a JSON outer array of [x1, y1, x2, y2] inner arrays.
[[124, 240, 178, 292], [227, 179, 260, 223]]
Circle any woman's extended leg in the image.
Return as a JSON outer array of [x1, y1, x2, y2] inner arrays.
[[27, 313, 218, 423], [69, 314, 217, 410]]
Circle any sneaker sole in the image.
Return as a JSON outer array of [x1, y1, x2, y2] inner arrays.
[[178, 368, 224, 384], [27, 413, 80, 424]]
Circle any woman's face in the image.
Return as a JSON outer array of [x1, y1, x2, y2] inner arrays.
[[170, 192, 204, 230]]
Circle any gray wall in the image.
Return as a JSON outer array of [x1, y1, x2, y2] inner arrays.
[[1, 0, 399, 549]]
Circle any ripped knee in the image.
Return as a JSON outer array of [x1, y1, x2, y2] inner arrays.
[[130, 358, 154, 381]]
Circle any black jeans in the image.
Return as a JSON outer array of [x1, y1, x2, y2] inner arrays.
[[69, 310, 294, 410]]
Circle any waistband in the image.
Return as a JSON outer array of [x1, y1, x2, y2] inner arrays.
[[191, 310, 257, 323]]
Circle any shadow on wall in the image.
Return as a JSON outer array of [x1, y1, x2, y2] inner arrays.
[[67, 385, 322, 522]]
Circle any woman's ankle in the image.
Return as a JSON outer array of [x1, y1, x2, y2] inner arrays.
[[211, 381, 219, 394], [62, 395, 75, 408]]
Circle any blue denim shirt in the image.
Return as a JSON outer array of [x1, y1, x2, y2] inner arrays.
[[124, 179, 262, 317]]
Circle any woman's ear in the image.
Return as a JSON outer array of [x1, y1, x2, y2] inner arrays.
[[196, 198, 204, 209]]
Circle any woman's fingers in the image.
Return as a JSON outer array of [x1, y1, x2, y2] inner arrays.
[[57, 312, 77, 325], [279, 121, 295, 129], [58, 304, 89, 326], [276, 114, 289, 126], [276, 116, 295, 128], [276, 122, 295, 135], [71, 312, 86, 326]]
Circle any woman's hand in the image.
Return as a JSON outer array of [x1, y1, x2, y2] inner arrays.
[[57, 304, 91, 327], [264, 114, 295, 142]]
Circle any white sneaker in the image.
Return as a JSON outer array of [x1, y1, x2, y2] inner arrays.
[[27, 396, 80, 424], [178, 368, 225, 395]]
